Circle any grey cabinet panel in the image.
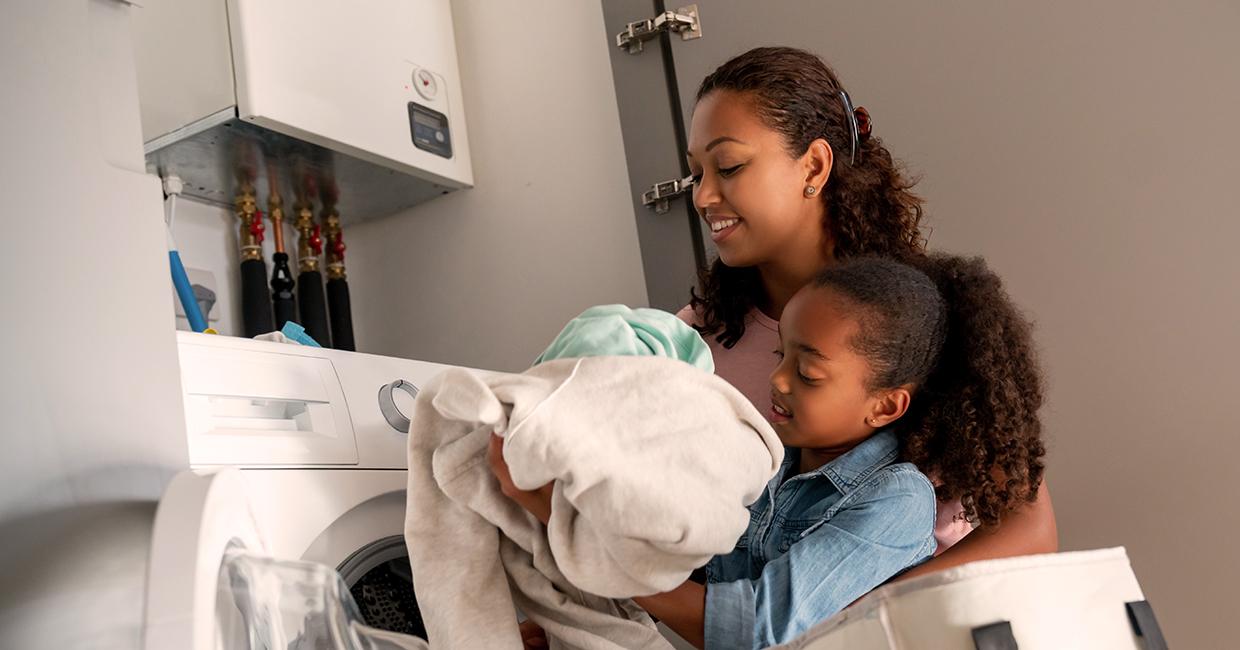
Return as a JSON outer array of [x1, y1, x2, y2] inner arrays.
[[601, 0, 704, 312]]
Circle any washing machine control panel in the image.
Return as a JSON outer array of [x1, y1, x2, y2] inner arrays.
[[176, 331, 481, 469], [377, 379, 420, 433]]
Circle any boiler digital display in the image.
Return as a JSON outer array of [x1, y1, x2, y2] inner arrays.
[[413, 111, 443, 129], [408, 102, 452, 159]]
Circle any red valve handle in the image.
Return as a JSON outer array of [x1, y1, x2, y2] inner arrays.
[[309, 224, 323, 255], [249, 210, 266, 244], [331, 231, 346, 261]]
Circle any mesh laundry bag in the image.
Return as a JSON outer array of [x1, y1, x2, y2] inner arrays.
[[771, 548, 1167, 650], [215, 546, 430, 650]]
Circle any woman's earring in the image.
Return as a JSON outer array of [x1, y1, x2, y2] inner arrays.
[[804, 186, 817, 196]]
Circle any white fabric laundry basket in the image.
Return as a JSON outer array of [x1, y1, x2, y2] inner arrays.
[[771, 547, 1166, 650]]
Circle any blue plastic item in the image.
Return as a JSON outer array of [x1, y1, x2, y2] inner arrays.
[[281, 321, 322, 347], [168, 250, 208, 333]]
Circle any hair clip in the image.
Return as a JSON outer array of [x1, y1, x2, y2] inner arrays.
[[837, 90, 860, 165], [854, 106, 872, 141]]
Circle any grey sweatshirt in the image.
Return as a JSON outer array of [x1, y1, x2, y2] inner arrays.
[[404, 356, 783, 649]]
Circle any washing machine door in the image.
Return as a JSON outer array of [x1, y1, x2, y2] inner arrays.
[[144, 469, 429, 650], [144, 468, 266, 650]]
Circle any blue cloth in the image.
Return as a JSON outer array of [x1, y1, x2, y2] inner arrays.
[[280, 321, 322, 347], [534, 304, 713, 373], [703, 429, 937, 649]]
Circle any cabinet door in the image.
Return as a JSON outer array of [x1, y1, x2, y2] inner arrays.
[[601, 0, 706, 312]]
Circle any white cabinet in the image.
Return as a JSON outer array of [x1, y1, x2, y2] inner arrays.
[[133, 0, 474, 222]]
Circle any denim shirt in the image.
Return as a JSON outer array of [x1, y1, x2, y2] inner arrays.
[[703, 429, 937, 649]]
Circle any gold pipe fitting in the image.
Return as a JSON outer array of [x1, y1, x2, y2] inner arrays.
[[294, 200, 320, 273], [322, 205, 346, 281], [234, 184, 262, 262]]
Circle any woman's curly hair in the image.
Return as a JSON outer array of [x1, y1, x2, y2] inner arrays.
[[901, 254, 1046, 527], [814, 254, 1045, 527], [689, 47, 926, 347]]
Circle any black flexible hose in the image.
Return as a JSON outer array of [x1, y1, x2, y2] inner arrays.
[[240, 258, 274, 337], [271, 252, 297, 331], [326, 277, 354, 351], [297, 270, 331, 347]]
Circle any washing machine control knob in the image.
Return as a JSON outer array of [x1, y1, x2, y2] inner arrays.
[[378, 379, 420, 433]]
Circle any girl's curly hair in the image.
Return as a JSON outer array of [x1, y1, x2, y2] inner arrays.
[[814, 254, 1045, 527], [901, 254, 1046, 527], [689, 47, 926, 347]]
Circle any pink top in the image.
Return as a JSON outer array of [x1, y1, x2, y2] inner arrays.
[[676, 305, 782, 418], [677, 304, 972, 555]]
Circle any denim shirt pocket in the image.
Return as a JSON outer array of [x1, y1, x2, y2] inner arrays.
[[777, 517, 824, 553], [705, 508, 765, 583]]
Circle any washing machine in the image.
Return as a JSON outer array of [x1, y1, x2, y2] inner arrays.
[[146, 331, 470, 647]]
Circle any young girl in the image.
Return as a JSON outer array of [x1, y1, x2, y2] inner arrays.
[[494, 255, 1045, 648], [677, 46, 1056, 572], [640, 254, 1045, 648]]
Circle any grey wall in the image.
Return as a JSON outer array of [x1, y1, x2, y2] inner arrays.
[[645, 1, 1238, 645], [345, 0, 649, 371], [851, 8, 1240, 646]]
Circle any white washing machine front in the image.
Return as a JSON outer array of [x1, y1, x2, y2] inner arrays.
[[171, 332, 480, 642]]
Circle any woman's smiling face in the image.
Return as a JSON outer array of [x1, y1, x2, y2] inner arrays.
[[686, 90, 828, 268]]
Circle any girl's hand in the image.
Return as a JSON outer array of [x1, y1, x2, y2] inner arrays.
[[487, 433, 554, 525], [633, 580, 707, 648]]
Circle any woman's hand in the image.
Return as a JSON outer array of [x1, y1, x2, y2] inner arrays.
[[896, 480, 1058, 582], [518, 619, 548, 649], [487, 433, 554, 525]]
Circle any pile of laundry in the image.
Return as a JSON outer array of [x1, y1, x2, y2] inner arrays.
[[404, 305, 784, 649]]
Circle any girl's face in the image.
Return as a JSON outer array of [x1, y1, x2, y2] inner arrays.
[[769, 286, 888, 455], [686, 90, 830, 268]]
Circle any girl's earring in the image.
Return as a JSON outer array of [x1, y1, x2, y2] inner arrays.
[[804, 186, 817, 196]]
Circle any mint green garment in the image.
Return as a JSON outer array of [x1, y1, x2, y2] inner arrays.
[[534, 304, 714, 373]]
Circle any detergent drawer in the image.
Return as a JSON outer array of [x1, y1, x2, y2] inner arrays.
[[178, 342, 358, 466]]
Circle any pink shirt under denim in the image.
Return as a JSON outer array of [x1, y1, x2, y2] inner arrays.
[[677, 305, 972, 555]]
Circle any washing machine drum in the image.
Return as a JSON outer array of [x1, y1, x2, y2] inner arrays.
[[773, 547, 1166, 650], [339, 537, 427, 639]]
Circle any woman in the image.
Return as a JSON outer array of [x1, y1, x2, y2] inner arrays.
[[677, 47, 1055, 571]]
